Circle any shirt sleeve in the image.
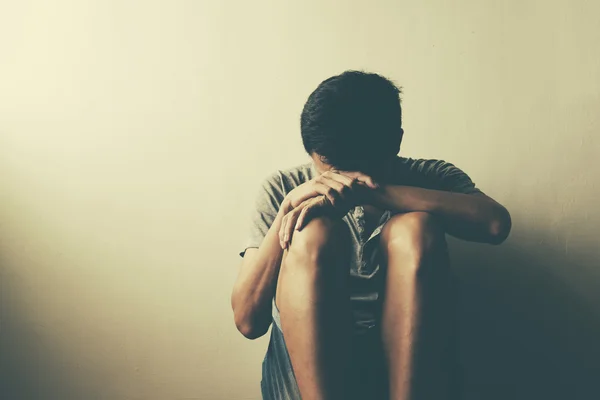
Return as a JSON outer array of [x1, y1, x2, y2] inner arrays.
[[239, 171, 285, 258], [408, 159, 484, 195]]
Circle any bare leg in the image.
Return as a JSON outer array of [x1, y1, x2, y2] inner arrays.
[[379, 212, 455, 400], [276, 216, 353, 400]]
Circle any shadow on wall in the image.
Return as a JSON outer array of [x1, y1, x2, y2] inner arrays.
[[0, 269, 87, 400], [1, 231, 598, 400], [0, 260, 129, 400], [451, 231, 600, 400]]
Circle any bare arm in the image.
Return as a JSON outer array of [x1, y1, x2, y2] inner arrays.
[[231, 169, 379, 339], [231, 204, 289, 339], [366, 184, 511, 244]]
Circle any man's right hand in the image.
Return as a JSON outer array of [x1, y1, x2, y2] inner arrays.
[[278, 195, 329, 249], [278, 169, 378, 249]]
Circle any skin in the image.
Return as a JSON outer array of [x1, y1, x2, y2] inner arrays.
[[231, 152, 511, 399], [275, 215, 353, 399], [280, 154, 511, 247], [379, 211, 456, 399]]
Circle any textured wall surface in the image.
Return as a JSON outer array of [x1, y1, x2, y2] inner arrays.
[[1, 1, 598, 399]]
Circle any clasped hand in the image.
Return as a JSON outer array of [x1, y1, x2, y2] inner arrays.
[[278, 169, 379, 249]]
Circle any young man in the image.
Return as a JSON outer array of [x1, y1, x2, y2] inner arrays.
[[231, 70, 511, 400]]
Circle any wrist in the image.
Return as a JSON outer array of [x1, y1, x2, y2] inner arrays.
[[280, 196, 293, 215], [365, 184, 391, 209], [357, 184, 383, 207]]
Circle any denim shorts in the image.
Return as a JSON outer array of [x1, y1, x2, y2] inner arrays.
[[260, 299, 389, 400]]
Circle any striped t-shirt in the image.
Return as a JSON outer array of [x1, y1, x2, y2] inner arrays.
[[239, 155, 482, 334]]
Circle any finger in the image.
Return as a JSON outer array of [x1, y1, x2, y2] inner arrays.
[[279, 214, 288, 248], [295, 205, 310, 231], [292, 185, 320, 208], [339, 170, 378, 188], [351, 171, 378, 188], [312, 181, 340, 206], [296, 204, 316, 231], [324, 169, 356, 187], [322, 172, 356, 199], [298, 195, 333, 230], [282, 208, 302, 248], [317, 175, 348, 202], [291, 180, 332, 208], [281, 211, 293, 248]]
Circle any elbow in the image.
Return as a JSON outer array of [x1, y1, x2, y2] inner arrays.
[[234, 313, 268, 340], [237, 324, 265, 340], [231, 295, 268, 340], [488, 206, 512, 245]]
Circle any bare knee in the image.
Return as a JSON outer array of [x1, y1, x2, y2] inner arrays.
[[380, 212, 447, 274], [286, 215, 350, 268], [276, 216, 351, 309]]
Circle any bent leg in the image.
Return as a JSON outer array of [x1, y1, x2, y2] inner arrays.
[[275, 215, 352, 400], [379, 212, 456, 400]]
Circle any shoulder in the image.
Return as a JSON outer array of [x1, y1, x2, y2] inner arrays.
[[259, 161, 313, 196], [278, 162, 314, 182], [392, 156, 481, 193], [395, 156, 461, 175], [396, 156, 474, 177]]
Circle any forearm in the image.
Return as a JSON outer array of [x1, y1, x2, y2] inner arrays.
[[367, 184, 511, 244], [232, 206, 288, 338]]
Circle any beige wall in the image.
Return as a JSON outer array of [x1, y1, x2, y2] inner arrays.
[[1, 1, 599, 399]]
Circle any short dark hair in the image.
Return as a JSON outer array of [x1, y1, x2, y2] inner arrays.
[[300, 70, 403, 172]]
